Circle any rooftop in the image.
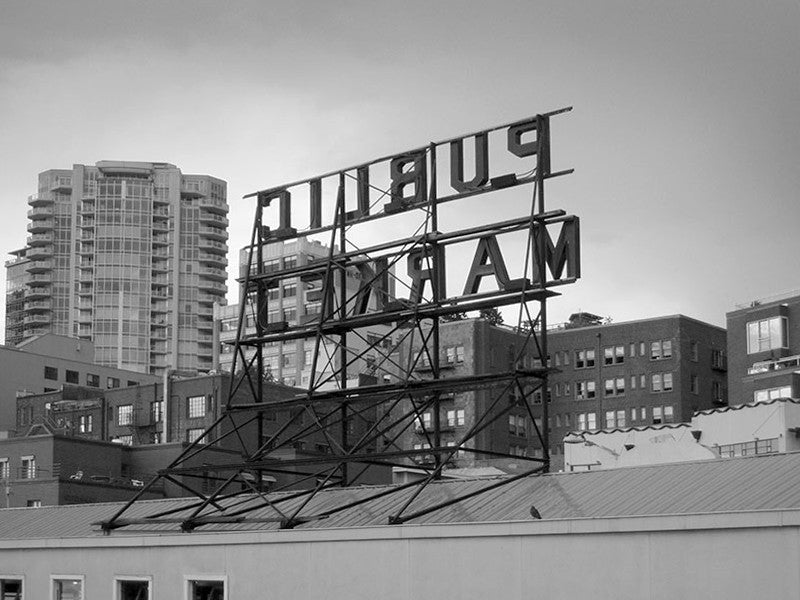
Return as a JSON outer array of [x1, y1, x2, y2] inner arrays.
[[2, 451, 800, 539]]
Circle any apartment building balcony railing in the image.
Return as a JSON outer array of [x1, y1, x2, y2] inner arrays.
[[25, 246, 52, 261], [27, 273, 52, 284], [198, 197, 228, 214], [27, 206, 54, 219], [27, 232, 54, 246], [28, 193, 54, 207], [152, 233, 169, 246], [198, 225, 228, 241], [150, 327, 168, 341], [748, 354, 800, 376], [150, 342, 168, 354], [77, 311, 92, 323], [199, 280, 226, 294], [26, 260, 53, 273], [78, 216, 95, 229], [198, 251, 227, 267], [26, 285, 50, 299], [152, 248, 170, 258], [23, 300, 51, 312], [198, 238, 228, 254], [50, 178, 72, 193], [153, 220, 169, 233], [198, 332, 214, 344], [151, 301, 168, 313], [151, 260, 168, 273], [77, 241, 93, 255], [153, 206, 170, 218], [23, 314, 51, 325], [198, 212, 229, 227], [197, 318, 214, 330], [198, 266, 226, 281], [27, 219, 54, 233]]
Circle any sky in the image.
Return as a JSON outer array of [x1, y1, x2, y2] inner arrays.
[[0, 0, 798, 333]]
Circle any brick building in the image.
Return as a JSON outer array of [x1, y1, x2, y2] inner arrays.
[[726, 291, 800, 405]]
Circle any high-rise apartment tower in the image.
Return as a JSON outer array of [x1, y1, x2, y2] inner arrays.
[[5, 161, 228, 375]]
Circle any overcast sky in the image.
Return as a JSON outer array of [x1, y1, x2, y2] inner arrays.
[[1, 0, 798, 333]]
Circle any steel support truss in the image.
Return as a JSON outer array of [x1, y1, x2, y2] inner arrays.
[[100, 108, 577, 533]]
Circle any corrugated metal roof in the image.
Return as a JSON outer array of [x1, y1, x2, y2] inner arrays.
[[3, 451, 800, 540]]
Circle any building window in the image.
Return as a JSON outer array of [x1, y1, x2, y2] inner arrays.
[[747, 316, 788, 354], [283, 283, 297, 298], [86, 373, 100, 387], [651, 372, 673, 392], [754, 385, 792, 403], [127, 380, 138, 387], [690, 341, 699, 362], [629, 343, 636, 357], [65, 369, 79, 384], [604, 377, 625, 396], [117, 404, 133, 426], [575, 349, 595, 369], [606, 410, 626, 428], [116, 577, 151, 600], [0, 457, 9, 480], [187, 396, 206, 418], [577, 412, 596, 431], [446, 345, 465, 364], [79, 415, 93, 433], [575, 380, 596, 400], [283, 255, 297, 270], [26, 499, 42, 508], [652, 405, 674, 425], [415, 412, 432, 431], [187, 428, 206, 444], [44, 365, 58, 380], [691, 375, 699, 394], [603, 345, 624, 365], [0, 579, 22, 600], [508, 414, 526, 436], [107, 377, 120, 389], [283, 308, 297, 323], [630, 376, 637, 390], [20, 455, 36, 479], [711, 349, 726, 369], [650, 340, 673, 360], [151, 401, 163, 423], [446, 409, 465, 427], [52, 577, 83, 600], [117, 434, 133, 446], [717, 438, 777, 458]]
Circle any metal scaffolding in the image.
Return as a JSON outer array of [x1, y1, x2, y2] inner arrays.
[[101, 107, 578, 533]]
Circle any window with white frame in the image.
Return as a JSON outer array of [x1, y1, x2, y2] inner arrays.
[[187, 395, 206, 418], [187, 428, 206, 444], [650, 340, 673, 360], [117, 404, 133, 426], [651, 372, 673, 392], [415, 412, 432, 431], [186, 577, 225, 600], [574, 348, 595, 368], [577, 412, 596, 431], [575, 380, 596, 400], [604, 377, 625, 396], [603, 345, 625, 365], [20, 455, 35, 479], [0, 578, 22, 600], [446, 409, 465, 427], [116, 576, 151, 600], [754, 385, 792, 403], [747, 316, 788, 354], [79, 414, 93, 433], [0, 457, 9, 480], [52, 576, 83, 600]]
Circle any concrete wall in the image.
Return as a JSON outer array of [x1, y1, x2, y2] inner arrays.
[[1, 511, 798, 599]]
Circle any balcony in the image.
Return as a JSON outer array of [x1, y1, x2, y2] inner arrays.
[[27, 207, 53, 220], [748, 354, 800, 376], [197, 305, 214, 317], [153, 220, 169, 233], [78, 259, 94, 270], [28, 273, 52, 284], [198, 197, 228, 214], [152, 233, 169, 246], [78, 242, 94, 255], [198, 225, 228, 241], [151, 302, 168, 313], [25, 246, 52, 261], [181, 183, 205, 198], [28, 193, 54, 207], [78, 285, 93, 296], [153, 207, 170, 219], [78, 217, 94, 229], [26, 285, 50, 299], [152, 248, 170, 258], [27, 219, 54, 233], [198, 252, 227, 267], [150, 342, 168, 354], [150, 327, 168, 340], [151, 259, 168, 273], [198, 266, 226, 281], [80, 231, 94, 242], [50, 178, 72, 193], [77, 311, 92, 323], [198, 238, 227, 254], [23, 314, 51, 325], [24, 299, 51, 312], [197, 318, 214, 331], [199, 212, 228, 227], [27, 261, 53, 274], [199, 280, 226, 295], [198, 332, 214, 344], [27, 232, 53, 246]]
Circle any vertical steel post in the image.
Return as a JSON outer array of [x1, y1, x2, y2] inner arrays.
[[428, 144, 442, 474], [255, 200, 265, 453], [337, 172, 349, 484], [536, 115, 550, 472]]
